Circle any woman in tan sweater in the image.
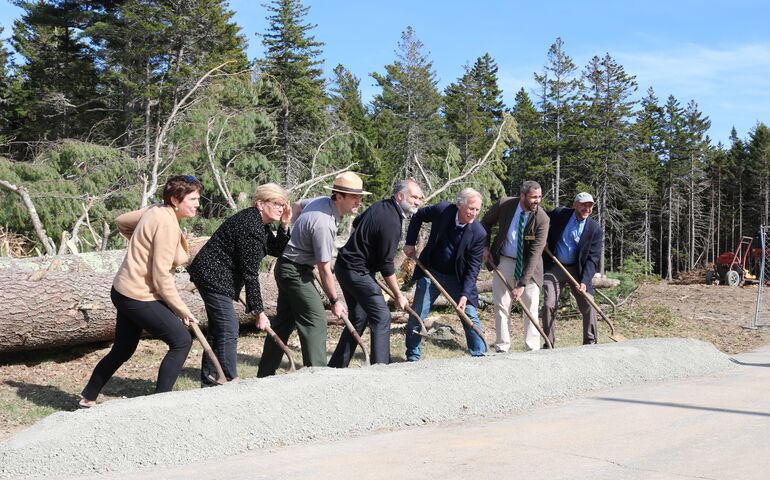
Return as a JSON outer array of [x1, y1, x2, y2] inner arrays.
[[80, 175, 202, 407]]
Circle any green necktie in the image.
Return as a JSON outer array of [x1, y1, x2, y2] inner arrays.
[[515, 212, 526, 279]]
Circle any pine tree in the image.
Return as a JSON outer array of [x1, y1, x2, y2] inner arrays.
[[747, 123, 770, 227], [9, 0, 102, 143], [579, 54, 637, 272], [508, 87, 548, 197], [329, 64, 384, 197], [631, 87, 665, 272], [371, 26, 443, 183], [259, 0, 327, 185], [534, 38, 582, 204], [443, 53, 505, 164], [681, 100, 711, 269]]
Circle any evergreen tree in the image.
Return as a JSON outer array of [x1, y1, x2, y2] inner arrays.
[[579, 54, 637, 272], [0, 26, 12, 139], [9, 0, 102, 143], [631, 87, 665, 272], [534, 37, 582, 204], [329, 64, 384, 197], [508, 87, 548, 197], [259, 0, 327, 185], [87, 0, 248, 151], [747, 123, 770, 227], [371, 26, 443, 182], [443, 53, 505, 164], [681, 100, 711, 269]]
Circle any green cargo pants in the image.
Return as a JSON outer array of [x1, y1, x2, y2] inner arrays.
[[257, 257, 328, 377]]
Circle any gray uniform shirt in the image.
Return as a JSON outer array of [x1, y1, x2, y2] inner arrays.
[[282, 196, 341, 266]]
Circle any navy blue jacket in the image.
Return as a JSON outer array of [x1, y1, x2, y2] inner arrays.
[[544, 207, 603, 292], [405, 201, 487, 307]]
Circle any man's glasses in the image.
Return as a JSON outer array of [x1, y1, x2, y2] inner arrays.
[[181, 175, 198, 183]]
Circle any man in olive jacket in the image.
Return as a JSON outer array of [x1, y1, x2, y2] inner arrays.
[[480, 180, 549, 352]]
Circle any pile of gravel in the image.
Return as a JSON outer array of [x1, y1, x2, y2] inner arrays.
[[0, 338, 734, 479]]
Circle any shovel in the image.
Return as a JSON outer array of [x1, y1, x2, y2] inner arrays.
[[238, 293, 296, 372], [374, 277, 454, 342], [182, 283, 228, 384], [544, 246, 625, 342], [311, 269, 370, 366], [413, 258, 490, 348], [485, 260, 553, 349], [189, 322, 227, 385]]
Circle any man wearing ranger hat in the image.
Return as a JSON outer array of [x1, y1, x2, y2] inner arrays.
[[541, 191, 603, 347], [258, 171, 369, 376]]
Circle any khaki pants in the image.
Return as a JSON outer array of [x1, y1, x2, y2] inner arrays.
[[492, 256, 542, 352]]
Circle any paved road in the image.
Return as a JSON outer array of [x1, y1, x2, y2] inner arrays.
[[87, 345, 770, 480]]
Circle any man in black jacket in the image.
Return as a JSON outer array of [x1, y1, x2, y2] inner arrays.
[[328, 179, 423, 367], [542, 192, 603, 347], [403, 188, 487, 361]]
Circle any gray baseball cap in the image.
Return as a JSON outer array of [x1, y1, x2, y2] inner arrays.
[[574, 192, 594, 203]]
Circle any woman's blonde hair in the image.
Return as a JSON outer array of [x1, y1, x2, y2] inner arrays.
[[253, 183, 289, 206]]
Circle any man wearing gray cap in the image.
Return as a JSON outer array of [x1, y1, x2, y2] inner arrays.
[[541, 192, 603, 347]]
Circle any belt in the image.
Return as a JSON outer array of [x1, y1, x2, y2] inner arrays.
[[280, 257, 313, 272], [500, 254, 516, 260]]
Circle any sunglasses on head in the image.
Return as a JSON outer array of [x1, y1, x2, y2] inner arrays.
[[181, 175, 198, 183]]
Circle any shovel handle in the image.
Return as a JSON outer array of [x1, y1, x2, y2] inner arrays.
[[237, 294, 296, 372], [543, 246, 622, 341], [486, 260, 553, 349], [310, 270, 371, 366], [265, 325, 296, 372], [190, 322, 227, 385], [413, 258, 489, 347], [338, 314, 370, 366], [374, 277, 431, 335]]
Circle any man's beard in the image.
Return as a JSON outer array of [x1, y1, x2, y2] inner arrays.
[[400, 199, 418, 215]]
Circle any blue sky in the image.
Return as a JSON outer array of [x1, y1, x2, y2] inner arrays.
[[2, 0, 769, 146]]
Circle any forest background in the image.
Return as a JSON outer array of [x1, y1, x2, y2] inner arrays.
[[0, 0, 768, 281]]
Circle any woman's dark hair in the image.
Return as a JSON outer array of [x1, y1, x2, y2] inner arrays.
[[163, 175, 202, 206]]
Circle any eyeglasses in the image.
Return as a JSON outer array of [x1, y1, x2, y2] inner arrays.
[[268, 201, 286, 209], [181, 175, 198, 183]]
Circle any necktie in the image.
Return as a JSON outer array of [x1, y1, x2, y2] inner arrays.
[[515, 212, 526, 279]]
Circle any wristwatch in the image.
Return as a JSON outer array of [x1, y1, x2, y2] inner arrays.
[[330, 297, 339, 305]]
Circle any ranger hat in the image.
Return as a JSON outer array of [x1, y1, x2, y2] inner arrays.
[[574, 192, 594, 204], [325, 171, 372, 195]]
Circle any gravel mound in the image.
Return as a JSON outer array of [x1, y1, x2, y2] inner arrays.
[[0, 338, 734, 479]]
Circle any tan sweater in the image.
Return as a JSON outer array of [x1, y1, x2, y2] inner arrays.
[[112, 205, 192, 319]]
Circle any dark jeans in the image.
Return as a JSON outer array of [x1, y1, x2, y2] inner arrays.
[[196, 284, 239, 386], [81, 287, 192, 400], [328, 261, 391, 367]]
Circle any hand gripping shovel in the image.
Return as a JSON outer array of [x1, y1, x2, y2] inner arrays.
[[413, 258, 490, 348], [544, 247, 625, 342], [486, 260, 553, 349], [238, 293, 296, 372], [189, 322, 227, 385], [311, 269, 370, 366], [374, 277, 454, 342]]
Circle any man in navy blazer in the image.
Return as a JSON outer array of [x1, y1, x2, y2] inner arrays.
[[403, 188, 488, 360], [542, 192, 603, 346]]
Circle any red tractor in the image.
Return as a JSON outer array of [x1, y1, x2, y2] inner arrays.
[[706, 235, 762, 287]]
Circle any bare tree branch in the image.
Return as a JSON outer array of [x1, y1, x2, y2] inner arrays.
[[141, 60, 236, 207], [425, 115, 510, 202], [0, 179, 56, 256]]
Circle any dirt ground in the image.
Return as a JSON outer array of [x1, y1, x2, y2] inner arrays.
[[2, 281, 769, 444]]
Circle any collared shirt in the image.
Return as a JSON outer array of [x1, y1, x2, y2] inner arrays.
[[555, 212, 586, 265], [501, 205, 528, 258], [282, 196, 341, 266], [454, 212, 468, 229]]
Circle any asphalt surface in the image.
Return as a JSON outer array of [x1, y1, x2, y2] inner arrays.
[[69, 343, 770, 480]]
